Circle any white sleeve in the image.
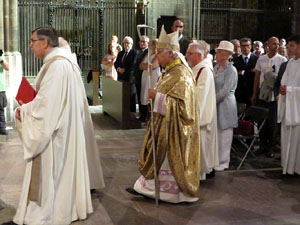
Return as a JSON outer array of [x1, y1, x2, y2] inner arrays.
[[153, 92, 166, 116]]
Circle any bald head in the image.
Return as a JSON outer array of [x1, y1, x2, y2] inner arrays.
[[267, 37, 279, 54], [171, 19, 184, 35]]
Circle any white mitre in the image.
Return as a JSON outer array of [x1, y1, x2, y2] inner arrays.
[[157, 25, 180, 51]]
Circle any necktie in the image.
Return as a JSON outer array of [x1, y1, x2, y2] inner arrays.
[[244, 56, 248, 67], [122, 51, 128, 63]]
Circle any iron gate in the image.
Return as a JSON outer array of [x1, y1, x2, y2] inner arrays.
[[18, 0, 137, 77]]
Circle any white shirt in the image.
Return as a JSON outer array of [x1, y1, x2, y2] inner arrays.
[[255, 53, 287, 88]]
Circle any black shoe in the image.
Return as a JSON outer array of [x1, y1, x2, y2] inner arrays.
[[0, 129, 7, 135], [126, 187, 142, 196], [1, 221, 18, 225], [206, 169, 215, 179], [125, 187, 152, 199]]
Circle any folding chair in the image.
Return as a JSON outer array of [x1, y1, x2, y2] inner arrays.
[[232, 106, 269, 171]]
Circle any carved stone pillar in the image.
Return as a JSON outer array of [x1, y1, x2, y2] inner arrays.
[[1, 0, 22, 123]]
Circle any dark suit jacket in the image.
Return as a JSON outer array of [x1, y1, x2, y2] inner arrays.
[[114, 48, 138, 83], [179, 37, 190, 55], [134, 48, 148, 99], [233, 54, 258, 104], [274, 60, 288, 98]]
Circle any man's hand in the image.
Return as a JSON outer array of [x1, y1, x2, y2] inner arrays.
[[279, 85, 287, 95], [118, 68, 125, 74], [15, 107, 21, 121], [148, 88, 157, 100], [238, 70, 245, 75]]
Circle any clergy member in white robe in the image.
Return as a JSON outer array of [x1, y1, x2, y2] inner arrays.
[[13, 27, 102, 225], [278, 35, 300, 175], [187, 42, 219, 180], [58, 37, 105, 190]]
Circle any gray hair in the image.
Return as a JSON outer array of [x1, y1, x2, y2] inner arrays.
[[32, 26, 59, 47], [253, 41, 263, 48], [140, 35, 149, 42], [188, 42, 205, 57], [161, 48, 178, 59], [123, 36, 133, 44]]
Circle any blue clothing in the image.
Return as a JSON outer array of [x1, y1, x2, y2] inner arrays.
[[214, 62, 238, 130]]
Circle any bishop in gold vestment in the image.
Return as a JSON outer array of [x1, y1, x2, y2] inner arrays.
[[128, 26, 201, 203]]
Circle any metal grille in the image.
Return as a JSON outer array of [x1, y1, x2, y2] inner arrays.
[[18, 0, 137, 77]]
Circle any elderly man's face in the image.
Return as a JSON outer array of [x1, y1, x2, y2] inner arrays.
[[29, 32, 47, 59], [172, 20, 184, 35], [139, 37, 149, 50], [123, 39, 133, 52], [156, 48, 173, 67], [186, 45, 202, 67]]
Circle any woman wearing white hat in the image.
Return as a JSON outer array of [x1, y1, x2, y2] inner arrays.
[[214, 40, 238, 171]]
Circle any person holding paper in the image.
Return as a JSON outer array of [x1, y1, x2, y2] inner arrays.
[[11, 27, 104, 225], [0, 51, 9, 135]]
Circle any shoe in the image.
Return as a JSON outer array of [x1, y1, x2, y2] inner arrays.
[[0, 129, 7, 135], [1, 222, 18, 225], [214, 166, 225, 172], [125, 187, 152, 199], [206, 169, 215, 179], [125, 187, 142, 196]]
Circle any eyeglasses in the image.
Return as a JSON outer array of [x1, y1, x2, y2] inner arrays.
[[241, 44, 251, 47], [140, 40, 148, 43], [186, 52, 199, 55], [176, 26, 183, 28], [30, 39, 43, 44]]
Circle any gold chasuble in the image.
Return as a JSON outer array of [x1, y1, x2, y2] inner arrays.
[[139, 58, 201, 197]]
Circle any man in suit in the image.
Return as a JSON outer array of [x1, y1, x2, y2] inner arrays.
[[134, 35, 149, 121], [171, 19, 190, 55], [115, 36, 138, 112], [233, 37, 258, 105]]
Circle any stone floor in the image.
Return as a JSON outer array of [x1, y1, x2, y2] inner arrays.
[[1, 108, 300, 225]]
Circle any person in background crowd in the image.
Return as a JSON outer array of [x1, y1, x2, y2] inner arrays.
[[0, 50, 9, 135], [275, 42, 295, 99], [134, 35, 149, 122], [253, 40, 264, 57], [186, 41, 219, 180], [101, 43, 118, 80], [252, 36, 287, 158], [114, 36, 138, 112], [230, 39, 241, 59], [233, 37, 258, 106], [278, 34, 300, 176], [111, 35, 122, 52], [171, 19, 190, 55], [278, 45, 287, 58], [280, 38, 286, 47], [263, 41, 269, 55], [139, 39, 160, 122], [213, 40, 238, 171]]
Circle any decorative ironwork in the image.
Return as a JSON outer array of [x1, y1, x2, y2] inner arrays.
[[18, 0, 138, 77]]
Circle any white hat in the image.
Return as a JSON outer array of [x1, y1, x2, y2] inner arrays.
[[216, 40, 234, 54], [157, 25, 180, 51]]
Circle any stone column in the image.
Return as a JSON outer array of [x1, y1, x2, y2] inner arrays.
[[0, 1, 4, 50], [1, 0, 23, 123]]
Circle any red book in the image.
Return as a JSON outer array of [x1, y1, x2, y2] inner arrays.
[[16, 77, 37, 105]]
